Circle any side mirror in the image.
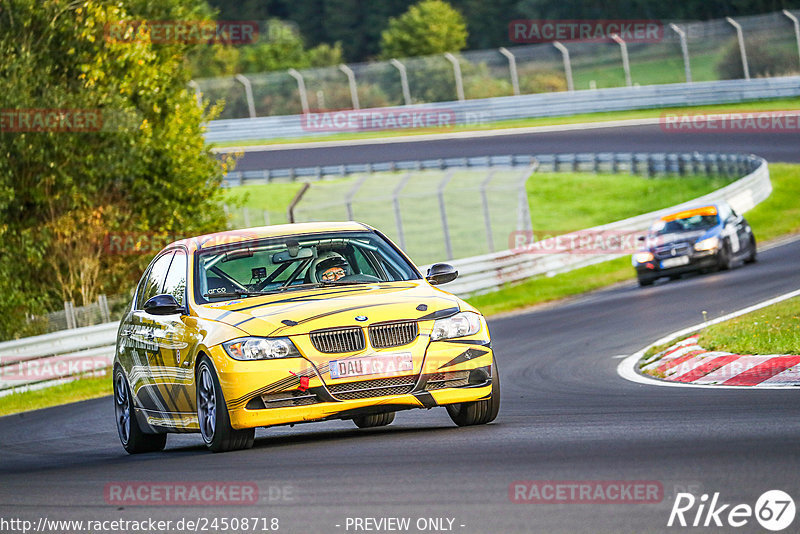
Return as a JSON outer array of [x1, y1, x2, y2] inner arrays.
[[426, 263, 458, 285], [144, 294, 184, 315]]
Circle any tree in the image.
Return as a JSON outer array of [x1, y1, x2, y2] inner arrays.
[[380, 0, 468, 59], [0, 0, 228, 339]]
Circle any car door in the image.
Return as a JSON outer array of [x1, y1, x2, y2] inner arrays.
[[126, 251, 174, 418], [152, 248, 203, 421]]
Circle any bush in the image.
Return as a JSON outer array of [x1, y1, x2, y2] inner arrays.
[[716, 37, 799, 79]]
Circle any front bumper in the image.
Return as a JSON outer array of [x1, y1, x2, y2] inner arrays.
[[208, 342, 494, 430], [634, 250, 719, 280]]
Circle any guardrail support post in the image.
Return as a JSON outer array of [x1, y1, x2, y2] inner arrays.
[[669, 24, 693, 83], [339, 64, 360, 110], [389, 59, 412, 106], [234, 74, 257, 118], [288, 68, 310, 114], [187, 80, 203, 107], [498, 47, 520, 96], [552, 41, 574, 92], [437, 170, 455, 260], [784, 10, 800, 69], [725, 17, 750, 80], [444, 52, 465, 102], [610, 34, 632, 87]]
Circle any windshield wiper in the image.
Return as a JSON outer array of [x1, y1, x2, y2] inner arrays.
[[203, 289, 275, 299]]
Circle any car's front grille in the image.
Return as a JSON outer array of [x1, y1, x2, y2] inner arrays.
[[369, 321, 418, 349], [310, 327, 365, 353], [654, 243, 692, 260], [425, 371, 470, 391], [327, 375, 416, 400]]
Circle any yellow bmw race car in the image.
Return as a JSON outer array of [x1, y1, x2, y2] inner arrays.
[[113, 222, 499, 453]]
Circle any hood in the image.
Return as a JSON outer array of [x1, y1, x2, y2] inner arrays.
[[194, 281, 461, 336]]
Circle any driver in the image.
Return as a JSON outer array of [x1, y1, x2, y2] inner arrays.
[[314, 251, 350, 282]]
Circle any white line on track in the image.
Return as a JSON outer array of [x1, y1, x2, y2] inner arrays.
[[617, 285, 800, 389]]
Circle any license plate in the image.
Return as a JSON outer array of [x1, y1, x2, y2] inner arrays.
[[661, 256, 690, 269], [329, 352, 413, 379]]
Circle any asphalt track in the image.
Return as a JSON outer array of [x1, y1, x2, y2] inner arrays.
[[231, 124, 800, 170], [1, 126, 800, 533]]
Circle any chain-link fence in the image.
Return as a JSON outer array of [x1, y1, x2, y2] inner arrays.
[[25, 294, 131, 335], [193, 10, 800, 119]]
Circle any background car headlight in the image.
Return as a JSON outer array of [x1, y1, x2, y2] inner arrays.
[[222, 337, 300, 360], [430, 312, 482, 341], [634, 252, 654, 263], [694, 237, 720, 251]]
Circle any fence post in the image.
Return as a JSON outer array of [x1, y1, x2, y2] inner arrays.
[[444, 52, 465, 102], [288, 68, 310, 113], [339, 64, 360, 110], [243, 207, 251, 227], [725, 17, 750, 80], [669, 24, 692, 83], [437, 169, 455, 260], [552, 41, 574, 92], [610, 34, 632, 87], [389, 59, 412, 106], [234, 74, 257, 118], [498, 47, 520, 96], [64, 301, 76, 330], [479, 170, 496, 252], [517, 162, 536, 233], [98, 294, 111, 323], [344, 174, 369, 220], [392, 172, 412, 250], [784, 10, 800, 69], [287, 182, 310, 223]]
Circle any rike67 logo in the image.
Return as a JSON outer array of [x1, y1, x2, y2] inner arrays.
[[668, 490, 795, 531]]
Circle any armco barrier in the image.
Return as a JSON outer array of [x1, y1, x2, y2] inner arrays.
[[205, 77, 800, 143], [0, 152, 770, 394]]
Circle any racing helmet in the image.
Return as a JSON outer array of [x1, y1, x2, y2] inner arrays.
[[310, 251, 350, 282]]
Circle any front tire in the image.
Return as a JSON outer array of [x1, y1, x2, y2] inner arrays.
[[114, 368, 167, 454], [353, 412, 395, 428], [716, 241, 732, 271], [745, 235, 757, 264], [197, 358, 254, 453], [446, 358, 500, 427]]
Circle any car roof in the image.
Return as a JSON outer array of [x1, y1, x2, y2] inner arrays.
[[168, 221, 372, 252], [659, 204, 720, 222]]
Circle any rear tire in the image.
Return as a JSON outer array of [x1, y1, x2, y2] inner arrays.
[[353, 412, 395, 428], [114, 368, 167, 454], [446, 358, 500, 427], [197, 358, 255, 453], [638, 277, 655, 287]]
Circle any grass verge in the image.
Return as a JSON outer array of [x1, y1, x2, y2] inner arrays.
[[212, 97, 800, 148], [0, 374, 111, 417], [697, 296, 800, 355]]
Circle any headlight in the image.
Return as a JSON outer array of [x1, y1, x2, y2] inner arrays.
[[430, 311, 482, 341], [222, 337, 300, 360], [694, 237, 720, 252], [634, 252, 654, 263]]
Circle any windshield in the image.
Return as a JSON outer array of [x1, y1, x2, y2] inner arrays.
[[194, 231, 420, 303], [650, 214, 719, 236]]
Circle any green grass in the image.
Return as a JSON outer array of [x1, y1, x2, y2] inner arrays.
[[737, 163, 800, 242], [213, 96, 800, 148], [697, 297, 800, 355], [0, 374, 111, 417]]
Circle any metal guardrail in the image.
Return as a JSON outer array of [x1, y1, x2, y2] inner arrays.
[[0, 152, 770, 394], [206, 77, 800, 143]]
